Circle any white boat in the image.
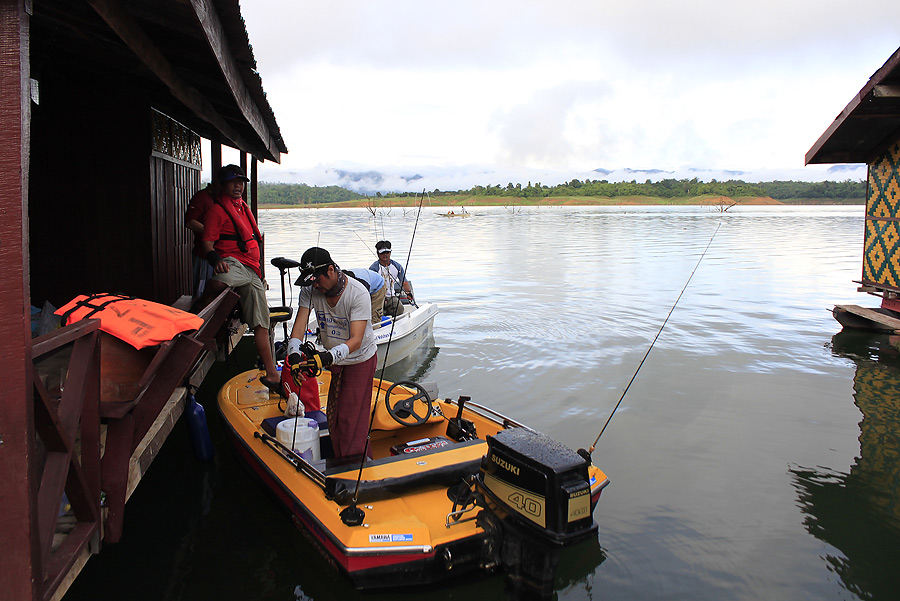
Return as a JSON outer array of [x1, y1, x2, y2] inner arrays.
[[308, 301, 438, 368], [373, 301, 439, 367]]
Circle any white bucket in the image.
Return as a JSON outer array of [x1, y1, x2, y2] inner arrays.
[[276, 417, 320, 461]]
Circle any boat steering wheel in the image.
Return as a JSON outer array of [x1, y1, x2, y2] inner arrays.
[[385, 381, 434, 427]]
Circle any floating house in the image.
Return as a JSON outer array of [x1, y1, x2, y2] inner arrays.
[[806, 46, 900, 332], [0, 1, 286, 599]]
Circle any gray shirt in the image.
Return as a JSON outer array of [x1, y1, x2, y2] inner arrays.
[[298, 277, 376, 364]]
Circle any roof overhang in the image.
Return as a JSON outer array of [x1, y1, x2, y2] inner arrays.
[[31, 0, 287, 162], [806, 46, 900, 165]]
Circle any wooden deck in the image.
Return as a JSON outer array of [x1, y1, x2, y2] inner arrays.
[[833, 304, 900, 333]]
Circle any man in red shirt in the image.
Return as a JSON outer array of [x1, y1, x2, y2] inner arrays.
[[194, 164, 280, 392]]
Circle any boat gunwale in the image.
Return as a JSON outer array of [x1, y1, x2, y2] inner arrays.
[[222, 413, 442, 563], [255, 430, 327, 486], [442, 396, 533, 432]]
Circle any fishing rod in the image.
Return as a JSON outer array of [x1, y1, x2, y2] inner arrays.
[[340, 189, 427, 526], [585, 221, 722, 456]]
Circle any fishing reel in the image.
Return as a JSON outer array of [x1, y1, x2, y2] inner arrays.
[[288, 341, 329, 383]]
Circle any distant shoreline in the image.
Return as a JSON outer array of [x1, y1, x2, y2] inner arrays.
[[258, 194, 865, 210]]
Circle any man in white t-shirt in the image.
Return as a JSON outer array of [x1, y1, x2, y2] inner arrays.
[[287, 247, 377, 458], [369, 240, 413, 316]]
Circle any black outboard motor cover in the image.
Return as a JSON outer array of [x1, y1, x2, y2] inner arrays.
[[476, 428, 597, 546]]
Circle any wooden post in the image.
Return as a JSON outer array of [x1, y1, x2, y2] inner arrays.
[[211, 134, 222, 177], [250, 156, 258, 216], [0, 1, 39, 600], [239, 150, 248, 202]]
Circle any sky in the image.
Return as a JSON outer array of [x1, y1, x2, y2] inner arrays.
[[218, 1, 900, 192]]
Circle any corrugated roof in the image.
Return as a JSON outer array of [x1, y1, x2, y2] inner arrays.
[[806, 47, 900, 165]]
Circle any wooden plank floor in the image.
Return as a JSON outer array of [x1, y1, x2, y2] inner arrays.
[[834, 304, 900, 332]]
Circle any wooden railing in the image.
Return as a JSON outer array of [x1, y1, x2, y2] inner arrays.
[[30, 288, 239, 601], [31, 319, 102, 601]]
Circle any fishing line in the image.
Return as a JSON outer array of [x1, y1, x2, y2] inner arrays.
[[587, 221, 721, 454], [287, 233, 320, 452], [344, 189, 427, 514], [354, 230, 377, 258]]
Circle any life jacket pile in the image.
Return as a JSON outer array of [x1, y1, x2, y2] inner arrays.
[[56, 293, 204, 349]]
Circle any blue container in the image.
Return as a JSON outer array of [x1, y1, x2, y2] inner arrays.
[[186, 393, 214, 463]]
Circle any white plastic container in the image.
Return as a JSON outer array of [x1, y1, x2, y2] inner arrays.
[[276, 417, 320, 461]]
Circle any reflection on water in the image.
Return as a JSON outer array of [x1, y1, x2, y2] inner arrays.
[[66, 206, 900, 601], [790, 330, 900, 600], [377, 334, 440, 384], [553, 537, 608, 597]]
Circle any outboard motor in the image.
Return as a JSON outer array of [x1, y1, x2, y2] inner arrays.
[[474, 428, 597, 596]]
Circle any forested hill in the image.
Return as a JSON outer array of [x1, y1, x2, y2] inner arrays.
[[256, 183, 364, 205], [256, 179, 866, 205], [454, 178, 866, 201]]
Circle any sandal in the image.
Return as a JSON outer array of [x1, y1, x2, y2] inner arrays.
[[260, 376, 283, 396]]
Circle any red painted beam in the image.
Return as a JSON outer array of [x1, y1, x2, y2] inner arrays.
[[0, 2, 38, 600]]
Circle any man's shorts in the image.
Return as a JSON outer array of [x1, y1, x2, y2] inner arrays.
[[370, 285, 386, 323], [211, 257, 269, 329]]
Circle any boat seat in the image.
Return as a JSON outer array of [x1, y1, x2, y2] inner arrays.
[[324, 438, 484, 505]]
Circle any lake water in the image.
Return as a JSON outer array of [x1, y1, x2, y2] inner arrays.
[[64, 205, 900, 601]]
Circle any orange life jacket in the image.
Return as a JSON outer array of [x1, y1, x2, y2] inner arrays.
[[56, 293, 204, 349]]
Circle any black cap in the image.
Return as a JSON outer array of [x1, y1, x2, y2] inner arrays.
[[295, 247, 335, 285], [375, 240, 391, 254], [217, 164, 249, 183]]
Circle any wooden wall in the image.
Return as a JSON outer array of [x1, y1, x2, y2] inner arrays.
[[28, 74, 198, 309], [150, 109, 201, 303], [150, 158, 197, 303]]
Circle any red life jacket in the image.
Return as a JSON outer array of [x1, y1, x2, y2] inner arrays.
[[56, 294, 204, 349], [215, 197, 262, 254]]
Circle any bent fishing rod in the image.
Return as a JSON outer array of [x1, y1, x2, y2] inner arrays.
[[585, 221, 722, 456], [340, 189, 427, 525]]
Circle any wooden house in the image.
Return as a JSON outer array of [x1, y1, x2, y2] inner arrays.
[[0, 1, 287, 599], [806, 46, 900, 332]]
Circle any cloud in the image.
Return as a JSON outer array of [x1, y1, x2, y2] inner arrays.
[[256, 161, 868, 196], [237, 0, 900, 188], [491, 80, 616, 168]]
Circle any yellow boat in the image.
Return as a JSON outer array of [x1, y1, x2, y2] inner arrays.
[[218, 368, 609, 591]]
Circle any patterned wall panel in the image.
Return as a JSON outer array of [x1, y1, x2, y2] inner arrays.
[[151, 109, 201, 166], [864, 139, 900, 291]]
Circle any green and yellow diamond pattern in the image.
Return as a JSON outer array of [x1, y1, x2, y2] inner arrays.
[[864, 139, 900, 288]]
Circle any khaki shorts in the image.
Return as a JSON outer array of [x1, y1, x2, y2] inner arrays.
[[370, 285, 386, 323], [211, 257, 269, 329]]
